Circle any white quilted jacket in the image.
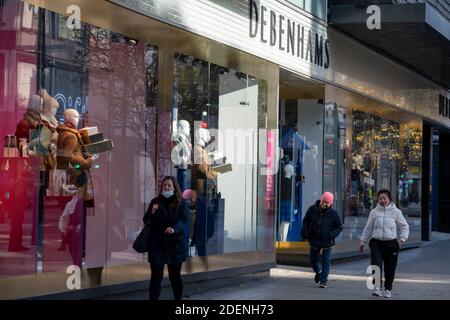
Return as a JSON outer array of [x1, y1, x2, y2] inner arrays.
[[360, 202, 409, 245]]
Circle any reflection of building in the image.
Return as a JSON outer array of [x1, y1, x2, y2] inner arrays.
[[1, 0, 449, 299]]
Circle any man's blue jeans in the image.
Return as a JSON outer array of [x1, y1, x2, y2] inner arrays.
[[309, 247, 332, 284]]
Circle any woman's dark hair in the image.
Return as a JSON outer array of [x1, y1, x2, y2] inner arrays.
[[160, 176, 183, 209], [377, 189, 392, 201]]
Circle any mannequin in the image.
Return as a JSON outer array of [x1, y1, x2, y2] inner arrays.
[[15, 94, 43, 147], [13, 95, 43, 250], [280, 157, 294, 235], [38, 90, 60, 194], [39, 89, 59, 130], [176, 120, 192, 167], [56, 109, 94, 207], [192, 127, 218, 187], [191, 127, 219, 256], [172, 120, 192, 191], [350, 152, 364, 215], [280, 159, 293, 241], [283, 162, 294, 179]]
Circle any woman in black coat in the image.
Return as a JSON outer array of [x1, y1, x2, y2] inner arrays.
[[143, 176, 189, 300]]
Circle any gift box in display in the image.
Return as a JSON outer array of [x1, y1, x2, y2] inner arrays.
[[211, 163, 232, 174], [3, 135, 18, 157], [82, 132, 104, 145], [80, 127, 103, 145], [84, 139, 114, 154]]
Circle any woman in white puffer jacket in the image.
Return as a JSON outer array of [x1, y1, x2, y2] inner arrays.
[[359, 189, 409, 298]]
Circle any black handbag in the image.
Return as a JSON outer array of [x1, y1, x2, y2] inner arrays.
[[132, 225, 150, 253]]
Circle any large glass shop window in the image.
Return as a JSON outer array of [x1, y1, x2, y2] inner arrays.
[[323, 102, 346, 226], [0, 0, 39, 278], [0, 0, 158, 279], [349, 110, 401, 217], [342, 108, 422, 241], [172, 53, 268, 256]]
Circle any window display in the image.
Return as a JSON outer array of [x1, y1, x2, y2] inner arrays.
[[173, 53, 268, 256], [349, 110, 401, 217], [323, 97, 423, 242], [0, 0, 158, 279], [0, 0, 275, 299]]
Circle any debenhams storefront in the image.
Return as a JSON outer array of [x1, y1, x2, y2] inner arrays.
[[0, 0, 448, 299]]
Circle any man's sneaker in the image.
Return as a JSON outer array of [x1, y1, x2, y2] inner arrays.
[[372, 289, 383, 297], [314, 272, 321, 284], [384, 290, 392, 298], [319, 283, 327, 288]]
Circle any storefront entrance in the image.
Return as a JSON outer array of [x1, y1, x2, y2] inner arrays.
[[276, 70, 324, 249]]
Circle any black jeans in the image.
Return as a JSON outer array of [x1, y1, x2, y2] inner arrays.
[[149, 262, 183, 300], [369, 239, 400, 291], [309, 247, 332, 284]]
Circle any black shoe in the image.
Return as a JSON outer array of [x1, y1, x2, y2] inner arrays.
[[319, 283, 327, 288], [314, 272, 321, 284]]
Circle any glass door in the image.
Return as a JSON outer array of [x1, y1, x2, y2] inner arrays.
[[277, 99, 323, 243]]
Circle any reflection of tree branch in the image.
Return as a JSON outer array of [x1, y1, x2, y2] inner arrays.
[[62, 24, 159, 145]]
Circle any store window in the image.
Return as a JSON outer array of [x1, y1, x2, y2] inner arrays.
[[0, 0, 158, 280], [0, 0, 39, 278], [323, 102, 346, 226], [172, 53, 269, 256], [324, 89, 423, 242], [349, 110, 401, 217], [348, 109, 422, 238]]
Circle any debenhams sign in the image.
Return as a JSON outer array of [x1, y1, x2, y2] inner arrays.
[[248, 0, 330, 69]]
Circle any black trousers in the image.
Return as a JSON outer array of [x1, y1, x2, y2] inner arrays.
[[149, 262, 183, 300], [369, 239, 399, 291]]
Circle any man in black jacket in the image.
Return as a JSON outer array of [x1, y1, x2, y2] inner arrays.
[[301, 192, 343, 288]]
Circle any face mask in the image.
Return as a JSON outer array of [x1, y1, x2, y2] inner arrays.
[[162, 190, 174, 198]]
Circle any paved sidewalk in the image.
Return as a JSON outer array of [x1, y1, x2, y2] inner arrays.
[[104, 233, 450, 300], [184, 238, 450, 300]]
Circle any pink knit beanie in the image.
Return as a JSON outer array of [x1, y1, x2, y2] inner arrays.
[[320, 192, 334, 204], [182, 189, 193, 200]]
